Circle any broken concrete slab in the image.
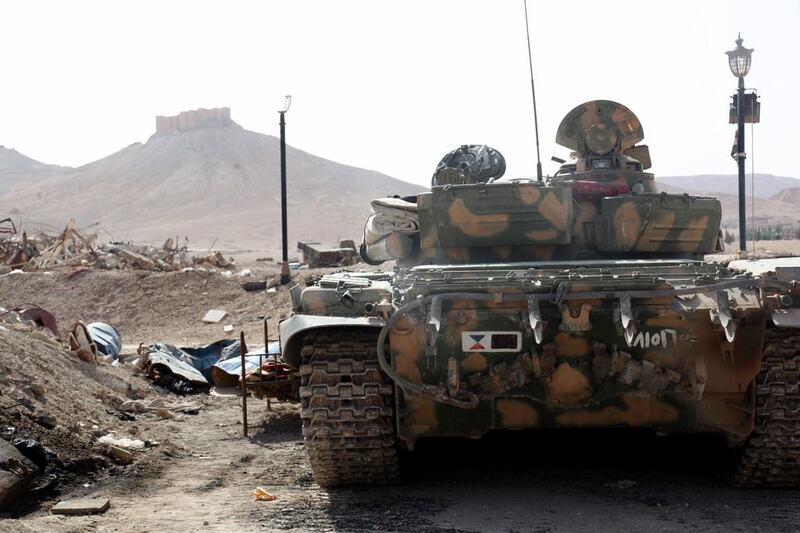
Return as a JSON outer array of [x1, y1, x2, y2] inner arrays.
[[105, 445, 134, 464], [51, 497, 111, 515], [202, 309, 227, 323], [223, 324, 234, 333]]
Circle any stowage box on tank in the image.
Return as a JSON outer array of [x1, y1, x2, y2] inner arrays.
[[280, 100, 800, 488]]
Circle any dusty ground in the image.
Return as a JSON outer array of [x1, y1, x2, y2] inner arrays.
[[1, 268, 799, 532], [0, 266, 294, 347]]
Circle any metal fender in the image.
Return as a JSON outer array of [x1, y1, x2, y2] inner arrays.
[[279, 314, 386, 369]]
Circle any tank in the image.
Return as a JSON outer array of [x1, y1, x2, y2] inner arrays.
[[279, 100, 800, 487]]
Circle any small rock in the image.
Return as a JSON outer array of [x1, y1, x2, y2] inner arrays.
[[105, 445, 134, 464], [34, 413, 56, 429], [28, 383, 45, 397], [254, 487, 276, 501]]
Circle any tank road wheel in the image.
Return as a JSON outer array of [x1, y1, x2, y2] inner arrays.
[[733, 327, 800, 488], [299, 331, 399, 486]]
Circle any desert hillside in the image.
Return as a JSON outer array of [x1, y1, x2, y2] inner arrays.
[[0, 116, 422, 249], [656, 176, 800, 231], [658, 173, 800, 199], [0, 145, 68, 196]]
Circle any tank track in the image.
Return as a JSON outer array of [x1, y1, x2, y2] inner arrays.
[[733, 326, 800, 488], [299, 331, 398, 486]]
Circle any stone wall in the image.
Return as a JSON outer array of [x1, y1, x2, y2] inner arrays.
[[155, 107, 232, 135]]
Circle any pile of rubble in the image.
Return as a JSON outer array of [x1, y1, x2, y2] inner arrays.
[[0, 218, 235, 272]]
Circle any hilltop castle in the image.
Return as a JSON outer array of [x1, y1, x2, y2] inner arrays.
[[155, 107, 232, 135]]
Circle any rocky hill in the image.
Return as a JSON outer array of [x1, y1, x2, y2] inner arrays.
[[0, 113, 422, 249], [0, 145, 68, 197], [657, 176, 800, 230], [772, 187, 800, 204]]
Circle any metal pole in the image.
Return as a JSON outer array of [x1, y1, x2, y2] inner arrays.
[[240, 331, 249, 438], [279, 110, 291, 284], [736, 77, 747, 252]]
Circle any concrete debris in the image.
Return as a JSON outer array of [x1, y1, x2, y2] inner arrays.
[[202, 309, 228, 323], [51, 497, 111, 515], [223, 324, 234, 333], [0, 218, 236, 272], [105, 445, 135, 464], [118, 398, 202, 415], [97, 434, 146, 450]]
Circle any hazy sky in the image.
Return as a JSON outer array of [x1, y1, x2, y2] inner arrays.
[[1, 0, 797, 187]]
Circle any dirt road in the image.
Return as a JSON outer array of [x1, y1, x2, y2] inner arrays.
[[6, 393, 799, 533]]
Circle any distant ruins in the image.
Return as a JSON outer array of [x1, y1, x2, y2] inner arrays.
[[155, 107, 232, 135]]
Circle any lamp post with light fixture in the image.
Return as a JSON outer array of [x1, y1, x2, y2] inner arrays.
[[279, 95, 292, 285], [726, 35, 754, 252]]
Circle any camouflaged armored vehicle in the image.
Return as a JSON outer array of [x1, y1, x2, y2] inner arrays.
[[279, 100, 800, 487]]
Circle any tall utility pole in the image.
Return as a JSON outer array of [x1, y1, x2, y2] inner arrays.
[[279, 95, 292, 285], [725, 35, 755, 252]]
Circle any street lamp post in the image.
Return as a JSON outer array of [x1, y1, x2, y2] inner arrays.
[[279, 95, 292, 285], [726, 34, 753, 252]]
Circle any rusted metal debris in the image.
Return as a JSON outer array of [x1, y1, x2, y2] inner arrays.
[[0, 218, 236, 272], [14, 304, 60, 339]]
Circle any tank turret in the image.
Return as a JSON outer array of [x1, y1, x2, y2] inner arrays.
[[362, 100, 722, 266]]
